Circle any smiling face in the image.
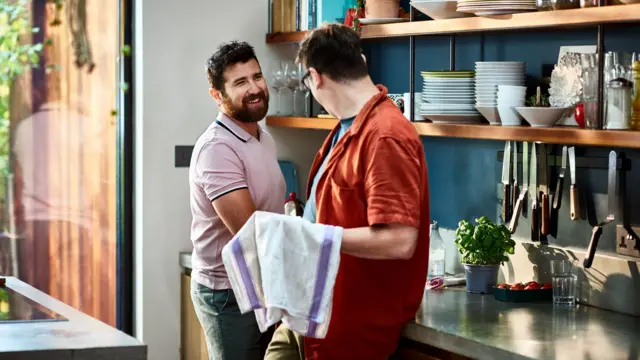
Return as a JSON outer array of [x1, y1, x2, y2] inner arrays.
[[212, 59, 270, 123]]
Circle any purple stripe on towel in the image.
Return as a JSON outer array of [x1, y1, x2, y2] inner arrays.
[[306, 225, 335, 337], [231, 237, 261, 310]]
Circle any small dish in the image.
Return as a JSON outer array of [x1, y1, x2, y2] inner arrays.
[[515, 106, 572, 128]]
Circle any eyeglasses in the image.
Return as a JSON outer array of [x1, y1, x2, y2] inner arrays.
[[300, 70, 311, 89]]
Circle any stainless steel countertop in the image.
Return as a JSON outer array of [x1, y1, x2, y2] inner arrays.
[[404, 288, 640, 360], [0, 277, 146, 360], [179, 252, 640, 360]]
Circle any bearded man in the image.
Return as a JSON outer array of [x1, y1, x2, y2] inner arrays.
[[188, 41, 286, 360]]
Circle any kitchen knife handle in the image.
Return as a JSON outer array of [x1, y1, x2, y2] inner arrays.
[[583, 226, 602, 269], [553, 176, 564, 210], [509, 194, 524, 234], [531, 201, 539, 242], [512, 184, 518, 214], [570, 185, 580, 220], [541, 193, 550, 236], [502, 184, 511, 223]]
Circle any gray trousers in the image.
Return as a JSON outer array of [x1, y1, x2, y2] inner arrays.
[[190, 279, 274, 360]]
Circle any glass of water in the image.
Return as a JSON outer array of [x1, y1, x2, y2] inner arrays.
[[551, 260, 578, 306]]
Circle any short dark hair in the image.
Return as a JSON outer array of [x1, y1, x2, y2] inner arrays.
[[297, 23, 368, 82], [206, 41, 259, 91]]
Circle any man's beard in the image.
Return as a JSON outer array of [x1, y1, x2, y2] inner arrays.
[[223, 90, 269, 123]]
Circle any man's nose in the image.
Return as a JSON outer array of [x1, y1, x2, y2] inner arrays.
[[247, 80, 262, 94]]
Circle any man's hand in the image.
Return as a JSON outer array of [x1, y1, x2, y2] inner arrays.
[[340, 224, 419, 260], [212, 189, 256, 235]]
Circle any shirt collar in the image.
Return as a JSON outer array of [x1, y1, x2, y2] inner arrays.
[[216, 112, 263, 142]]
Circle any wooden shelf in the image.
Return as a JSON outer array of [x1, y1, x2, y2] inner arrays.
[[266, 4, 640, 44], [265, 116, 640, 149], [266, 31, 309, 44]]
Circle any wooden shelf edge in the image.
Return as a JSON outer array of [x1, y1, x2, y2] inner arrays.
[[266, 116, 640, 148], [266, 31, 309, 44], [266, 116, 337, 130], [266, 5, 640, 44]]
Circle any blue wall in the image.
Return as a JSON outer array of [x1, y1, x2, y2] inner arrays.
[[362, 26, 640, 254]]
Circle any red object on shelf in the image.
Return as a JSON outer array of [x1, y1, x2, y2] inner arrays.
[[344, 7, 365, 28], [575, 103, 585, 128]]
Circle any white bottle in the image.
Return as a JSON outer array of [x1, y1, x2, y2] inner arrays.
[[427, 221, 446, 283]]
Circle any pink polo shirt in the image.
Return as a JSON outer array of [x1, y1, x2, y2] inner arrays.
[[189, 113, 286, 290]]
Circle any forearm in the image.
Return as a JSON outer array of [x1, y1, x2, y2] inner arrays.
[[340, 224, 418, 260]]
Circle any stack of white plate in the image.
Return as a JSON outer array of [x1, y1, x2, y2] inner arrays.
[[457, 0, 536, 16], [420, 70, 483, 124], [474, 61, 525, 125]]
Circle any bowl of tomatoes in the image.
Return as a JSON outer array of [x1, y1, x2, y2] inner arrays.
[[493, 281, 552, 302]]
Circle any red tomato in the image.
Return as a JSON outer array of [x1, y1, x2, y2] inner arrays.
[[574, 103, 585, 128], [525, 283, 541, 290], [510, 283, 524, 290], [542, 283, 552, 289], [524, 281, 540, 287]]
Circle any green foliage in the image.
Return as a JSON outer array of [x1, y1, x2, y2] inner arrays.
[[454, 216, 516, 265], [0, 0, 44, 176]]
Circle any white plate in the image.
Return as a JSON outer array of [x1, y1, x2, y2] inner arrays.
[[423, 79, 475, 83], [421, 114, 484, 123], [359, 18, 410, 25]]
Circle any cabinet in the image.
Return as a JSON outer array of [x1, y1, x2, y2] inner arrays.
[[180, 272, 209, 360]]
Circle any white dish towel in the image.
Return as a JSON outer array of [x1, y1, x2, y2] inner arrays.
[[221, 211, 343, 338]]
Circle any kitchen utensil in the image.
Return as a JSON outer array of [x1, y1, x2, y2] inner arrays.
[[502, 141, 512, 223], [530, 143, 539, 241], [569, 146, 580, 220], [510, 141, 529, 233], [553, 146, 568, 210], [512, 141, 518, 212], [540, 144, 550, 236], [584, 151, 617, 269]]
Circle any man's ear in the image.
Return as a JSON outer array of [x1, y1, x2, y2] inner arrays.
[[309, 68, 322, 89], [210, 87, 223, 103]]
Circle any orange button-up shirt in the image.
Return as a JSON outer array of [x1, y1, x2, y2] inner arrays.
[[303, 85, 430, 360]]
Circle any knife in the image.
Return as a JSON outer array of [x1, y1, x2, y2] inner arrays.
[[530, 143, 539, 242], [553, 146, 567, 210], [501, 141, 512, 223], [512, 141, 518, 213], [584, 151, 617, 269], [569, 146, 580, 220], [509, 142, 529, 233], [540, 143, 550, 236]]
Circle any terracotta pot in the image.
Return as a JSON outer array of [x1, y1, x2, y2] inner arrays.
[[365, 0, 400, 18]]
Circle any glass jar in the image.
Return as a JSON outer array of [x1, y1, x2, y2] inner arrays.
[[605, 78, 633, 130], [580, 0, 597, 7]]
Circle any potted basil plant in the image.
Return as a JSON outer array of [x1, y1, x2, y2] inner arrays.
[[455, 216, 516, 294]]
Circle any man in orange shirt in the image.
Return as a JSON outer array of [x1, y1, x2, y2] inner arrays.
[[265, 23, 431, 360]]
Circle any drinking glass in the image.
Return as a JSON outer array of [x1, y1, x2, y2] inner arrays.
[[293, 63, 311, 116], [551, 260, 578, 307], [279, 61, 294, 116], [271, 68, 285, 115], [581, 53, 600, 129]]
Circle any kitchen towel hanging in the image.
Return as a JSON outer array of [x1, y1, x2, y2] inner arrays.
[[221, 211, 343, 338]]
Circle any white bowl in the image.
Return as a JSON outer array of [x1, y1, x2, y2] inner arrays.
[[411, 0, 475, 19], [497, 105, 524, 126], [498, 84, 527, 90], [515, 106, 572, 128], [476, 106, 501, 125]]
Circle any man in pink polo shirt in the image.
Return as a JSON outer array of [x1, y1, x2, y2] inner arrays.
[[189, 41, 286, 360]]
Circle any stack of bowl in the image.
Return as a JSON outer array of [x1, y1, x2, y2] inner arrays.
[[497, 85, 526, 126], [474, 61, 526, 125]]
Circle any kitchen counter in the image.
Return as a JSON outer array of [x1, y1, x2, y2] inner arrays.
[[179, 251, 640, 360], [0, 277, 146, 360], [405, 288, 640, 360]]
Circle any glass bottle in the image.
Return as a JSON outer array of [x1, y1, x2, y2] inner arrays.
[[632, 61, 640, 130], [604, 78, 633, 130], [427, 221, 446, 285]]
